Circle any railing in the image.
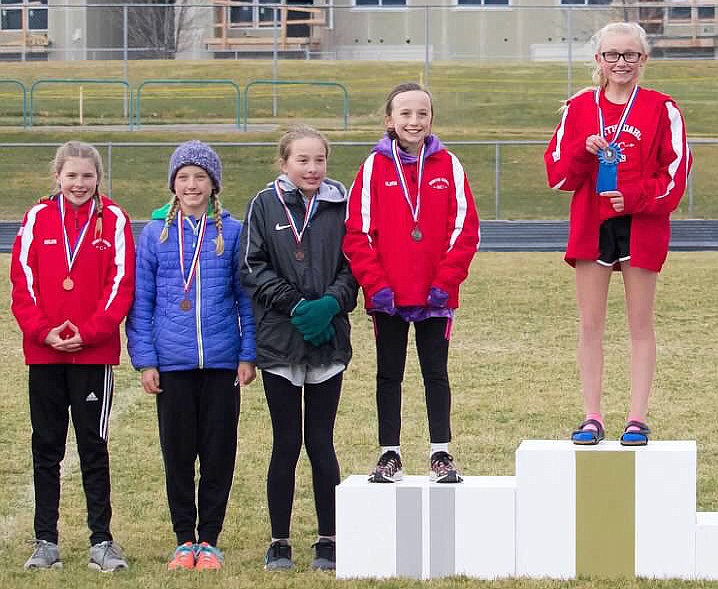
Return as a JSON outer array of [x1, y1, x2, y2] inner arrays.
[[29, 79, 133, 128], [0, 80, 28, 127], [6, 78, 351, 129], [243, 80, 349, 131], [134, 79, 242, 129]]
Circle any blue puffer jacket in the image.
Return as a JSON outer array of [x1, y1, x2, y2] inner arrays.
[[126, 207, 256, 372]]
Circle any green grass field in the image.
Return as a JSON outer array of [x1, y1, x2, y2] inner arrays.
[[1, 251, 717, 588], [0, 59, 716, 219]]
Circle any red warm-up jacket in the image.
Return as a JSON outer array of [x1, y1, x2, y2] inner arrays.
[[544, 86, 692, 272], [11, 194, 135, 365], [344, 147, 480, 309]]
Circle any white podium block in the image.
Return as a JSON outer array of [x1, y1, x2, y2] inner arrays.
[[336, 475, 423, 579], [336, 474, 516, 579], [516, 440, 696, 579], [634, 441, 696, 578], [516, 440, 576, 578], [695, 512, 718, 579], [451, 477, 516, 578]]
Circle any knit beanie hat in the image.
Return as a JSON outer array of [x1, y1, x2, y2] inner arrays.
[[168, 140, 222, 193]]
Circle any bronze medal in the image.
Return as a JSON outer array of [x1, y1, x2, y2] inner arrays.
[[180, 299, 192, 311], [411, 227, 423, 241], [294, 248, 305, 262], [62, 277, 74, 291]]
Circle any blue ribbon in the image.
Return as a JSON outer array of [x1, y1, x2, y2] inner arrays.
[[596, 142, 623, 193]]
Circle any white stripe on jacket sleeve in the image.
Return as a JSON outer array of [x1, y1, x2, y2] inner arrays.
[[657, 101, 686, 200], [550, 105, 570, 189], [18, 204, 47, 305], [360, 153, 376, 243], [448, 152, 469, 252], [104, 205, 126, 311]]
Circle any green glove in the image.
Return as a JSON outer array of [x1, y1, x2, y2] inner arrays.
[[291, 295, 340, 339], [305, 323, 336, 347]]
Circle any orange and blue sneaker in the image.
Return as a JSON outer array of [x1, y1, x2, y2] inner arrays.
[[195, 542, 224, 571], [167, 542, 195, 571]]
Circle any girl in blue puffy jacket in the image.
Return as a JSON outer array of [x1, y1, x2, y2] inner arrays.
[[126, 140, 256, 571]]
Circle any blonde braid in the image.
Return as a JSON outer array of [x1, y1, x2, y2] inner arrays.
[[93, 189, 103, 239], [159, 197, 180, 244], [211, 191, 224, 256]]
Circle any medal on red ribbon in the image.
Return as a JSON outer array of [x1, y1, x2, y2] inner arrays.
[[595, 85, 639, 193], [177, 210, 207, 311], [390, 139, 426, 241], [59, 194, 95, 292], [274, 180, 318, 264]]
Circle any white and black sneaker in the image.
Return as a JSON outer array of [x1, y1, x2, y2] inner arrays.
[[430, 451, 463, 483], [368, 450, 403, 483]]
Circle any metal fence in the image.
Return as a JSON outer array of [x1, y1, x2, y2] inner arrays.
[[0, 140, 714, 220]]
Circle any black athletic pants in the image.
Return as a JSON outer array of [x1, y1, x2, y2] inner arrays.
[[156, 369, 240, 546], [262, 370, 342, 539], [373, 313, 452, 446], [29, 364, 114, 546]]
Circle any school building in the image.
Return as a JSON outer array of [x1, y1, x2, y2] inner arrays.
[[1, 0, 716, 61]]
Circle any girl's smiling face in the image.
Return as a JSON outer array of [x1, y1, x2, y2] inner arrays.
[[56, 157, 98, 208], [173, 165, 212, 217], [385, 90, 433, 155], [280, 136, 328, 197], [596, 31, 647, 90]]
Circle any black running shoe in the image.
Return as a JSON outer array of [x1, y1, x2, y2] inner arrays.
[[430, 451, 463, 483], [368, 450, 403, 483]]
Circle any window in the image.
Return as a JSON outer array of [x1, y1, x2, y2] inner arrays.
[[354, 0, 407, 7], [230, 0, 277, 28], [560, 0, 611, 5], [698, 6, 715, 20], [457, 0, 509, 5], [669, 6, 692, 19], [1, 0, 47, 31]]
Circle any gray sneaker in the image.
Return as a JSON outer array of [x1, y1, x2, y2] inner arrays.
[[24, 539, 63, 570], [264, 541, 294, 571], [88, 541, 128, 572], [310, 538, 336, 571]]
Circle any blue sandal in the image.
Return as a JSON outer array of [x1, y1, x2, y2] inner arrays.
[[620, 420, 650, 446], [571, 419, 605, 445]]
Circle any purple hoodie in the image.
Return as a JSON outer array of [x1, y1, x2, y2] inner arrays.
[[373, 133, 445, 162]]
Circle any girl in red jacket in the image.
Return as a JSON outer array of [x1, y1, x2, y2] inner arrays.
[[544, 22, 692, 446], [10, 141, 135, 571], [344, 83, 480, 483]]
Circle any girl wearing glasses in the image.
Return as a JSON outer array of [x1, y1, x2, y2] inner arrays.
[[544, 22, 692, 446]]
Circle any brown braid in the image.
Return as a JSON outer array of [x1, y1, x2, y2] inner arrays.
[[211, 191, 224, 256], [159, 197, 180, 244], [93, 188, 103, 239]]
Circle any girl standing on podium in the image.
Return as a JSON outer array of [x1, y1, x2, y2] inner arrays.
[[343, 82, 480, 483], [544, 22, 692, 446]]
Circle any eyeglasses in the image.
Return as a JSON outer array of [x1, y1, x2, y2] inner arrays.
[[601, 51, 642, 63]]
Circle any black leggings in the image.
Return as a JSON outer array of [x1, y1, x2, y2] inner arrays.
[[262, 370, 342, 539], [373, 313, 452, 446]]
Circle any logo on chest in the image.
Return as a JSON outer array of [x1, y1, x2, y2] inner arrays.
[[428, 177, 450, 190], [92, 238, 112, 251]]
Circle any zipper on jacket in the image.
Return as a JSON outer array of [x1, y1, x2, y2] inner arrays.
[[195, 259, 204, 369]]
